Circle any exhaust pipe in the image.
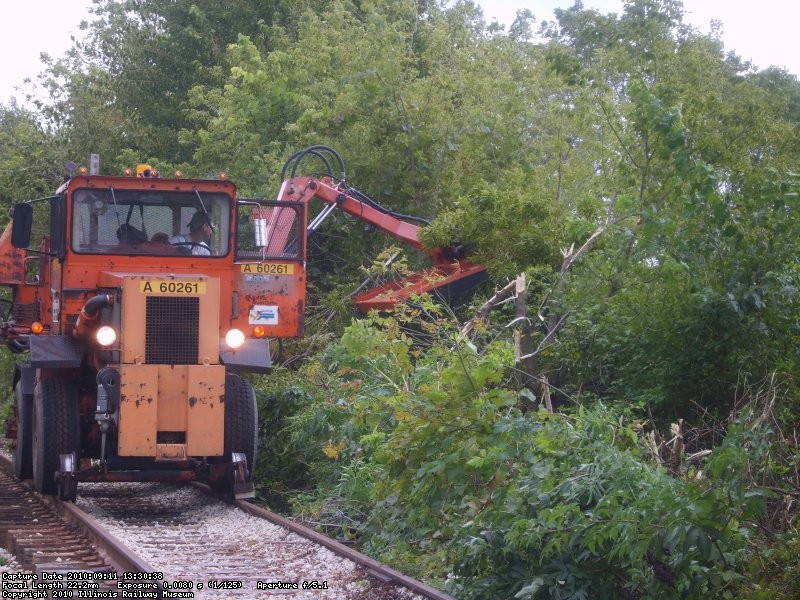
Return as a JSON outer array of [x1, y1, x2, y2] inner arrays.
[[72, 294, 114, 339]]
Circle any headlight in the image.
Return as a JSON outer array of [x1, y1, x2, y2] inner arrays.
[[96, 326, 117, 347], [225, 328, 246, 349]]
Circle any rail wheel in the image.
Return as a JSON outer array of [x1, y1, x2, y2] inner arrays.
[[214, 373, 258, 497], [57, 452, 78, 502], [32, 377, 81, 496], [12, 381, 33, 479]]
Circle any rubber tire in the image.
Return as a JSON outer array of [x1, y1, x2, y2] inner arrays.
[[224, 373, 258, 480], [32, 377, 81, 496], [12, 382, 33, 480]]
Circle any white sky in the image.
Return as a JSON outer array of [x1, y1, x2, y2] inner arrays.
[[482, 0, 798, 75], [0, 0, 796, 106], [1, 0, 94, 105]]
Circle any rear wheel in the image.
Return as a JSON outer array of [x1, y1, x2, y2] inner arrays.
[[32, 377, 81, 496], [12, 382, 33, 479]]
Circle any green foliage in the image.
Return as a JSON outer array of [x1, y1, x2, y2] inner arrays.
[[448, 407, 757, 599], [284, 314, 778, 598], [0, 105, 65, 206], [422, 176, 561, 278], [284, 307, 516, 577], [740, 532, 800, 599], [561, 153, 800, 418], [41, 0, 287, 163], [251, 374, 315, 511], [528, 0, 800, 418]]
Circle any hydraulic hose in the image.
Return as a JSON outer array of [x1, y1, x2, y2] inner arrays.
[[280, 145, 430, 225]]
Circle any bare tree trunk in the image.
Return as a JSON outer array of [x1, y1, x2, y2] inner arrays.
[[513, 273, 537, 395], [461, 278, 518, 337], [463, 200, 616, 411]]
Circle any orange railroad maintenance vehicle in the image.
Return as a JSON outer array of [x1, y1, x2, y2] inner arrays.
[[2, 146, 487, 501]]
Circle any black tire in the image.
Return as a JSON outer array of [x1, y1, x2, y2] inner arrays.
[[224, 373, 258, 480], [32, 377, 81, 496], [12, 381, 33, 480]]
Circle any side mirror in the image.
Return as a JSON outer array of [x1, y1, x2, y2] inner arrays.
[[11, 203, 33, 248], [253, 207, 271, 247]]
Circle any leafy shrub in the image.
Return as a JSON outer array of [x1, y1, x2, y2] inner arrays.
[[447, 405, 764, 599], [251, 374, 317, 510], [282, 314, 777, 598]]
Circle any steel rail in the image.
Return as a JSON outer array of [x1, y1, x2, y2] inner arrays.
[[43, 495, 157, 575], [235, 498, 457, 600], [0, 453, 155, 576]]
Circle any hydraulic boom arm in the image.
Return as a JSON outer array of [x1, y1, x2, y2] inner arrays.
[[275, 149, 487, 312], [277, 176, 425, 251]]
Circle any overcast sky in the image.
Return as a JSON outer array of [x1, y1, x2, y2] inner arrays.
[[481, 0, 798, 77], [1, 0, 796, 106], [1, 0, 94, 105]]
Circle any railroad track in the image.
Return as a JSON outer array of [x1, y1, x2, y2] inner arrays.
[[0, 451, 455, 600], [0, 455, 126, 596]]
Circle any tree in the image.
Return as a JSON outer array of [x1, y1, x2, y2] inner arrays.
[[0, 103, 64, 207], [540, 0, 800, 416], [38, 0, 335, 165]]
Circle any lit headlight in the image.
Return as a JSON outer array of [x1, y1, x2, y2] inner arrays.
[[225, 328, 246, 349], [96, 326, 117, 347]]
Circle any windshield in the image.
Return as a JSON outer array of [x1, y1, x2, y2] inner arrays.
[[71, 188, 231, 256]]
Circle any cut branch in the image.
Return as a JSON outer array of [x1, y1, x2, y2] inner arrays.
[[461, 278, 519, 336]]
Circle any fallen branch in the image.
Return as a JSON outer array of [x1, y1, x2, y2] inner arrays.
[[763, 485, 800, 498], [685, 449, 713, 463], [461, 278, 519, 336], [349, 250, 401, 297], [518, 314, 566, 361], [541, 197, 616, 334]]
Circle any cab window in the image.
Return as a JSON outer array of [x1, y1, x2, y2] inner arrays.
[[71, 189, 231, 256]]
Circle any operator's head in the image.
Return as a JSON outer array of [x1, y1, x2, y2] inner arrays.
[[188, 211, 212, 233]]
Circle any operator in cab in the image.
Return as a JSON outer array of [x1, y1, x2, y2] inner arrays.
[[170, 211, 215, 255]]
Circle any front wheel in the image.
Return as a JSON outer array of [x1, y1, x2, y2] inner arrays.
[[223, 373, 258, 480], [211, 374, 257, 499], [32, 377, 81, 496]]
